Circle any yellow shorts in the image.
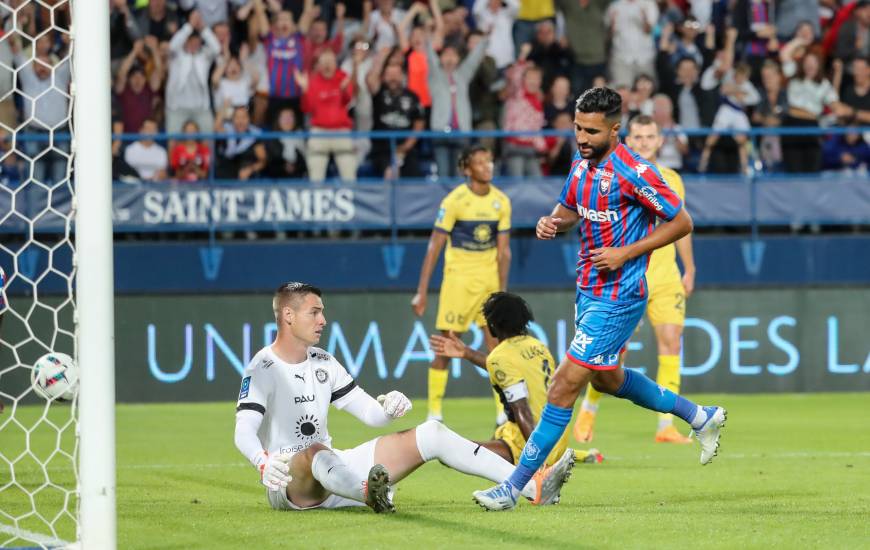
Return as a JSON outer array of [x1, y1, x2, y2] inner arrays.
[[494, 421, 567, 467], [646, 278, 686, 327], [435, 271, 498, 333]]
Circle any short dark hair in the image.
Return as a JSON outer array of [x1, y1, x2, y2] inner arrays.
[[628, 114, 659, 133], [482, 292, 534, 340], [458, 144, 491, 172], [272, 282, 322, 319], [575, 87, 622, 121]]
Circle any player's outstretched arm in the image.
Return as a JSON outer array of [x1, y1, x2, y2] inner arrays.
[[592, 208, 693, 272], [536, 203, 581, 240], [412, 230, 448, 316], [430, 333, 488, 369], [337, 388, 412, 427]]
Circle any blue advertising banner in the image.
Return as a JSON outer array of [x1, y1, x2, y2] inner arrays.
[[2, 174, 870, 233]]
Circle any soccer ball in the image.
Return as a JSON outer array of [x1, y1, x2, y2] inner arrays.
[[31, 352, 79, 401]]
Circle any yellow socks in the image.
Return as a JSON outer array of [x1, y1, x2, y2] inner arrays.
[[581, 385, 603, 413], [427, 368, 449, 420], [656, 354, 681, 429]]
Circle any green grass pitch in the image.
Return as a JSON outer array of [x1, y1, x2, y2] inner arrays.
[[1, 393, 869, 549]]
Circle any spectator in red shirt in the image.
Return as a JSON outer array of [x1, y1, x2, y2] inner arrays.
[[298, 49, 358, 182], [301, 3, 346, 71], [170, 120, 211, 181], [502, 46, 547, 177], [114, 40, 163, 133]]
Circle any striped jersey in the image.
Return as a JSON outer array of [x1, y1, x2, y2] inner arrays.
[[263, 32, 303, 99], [558, 143, 683, 303]]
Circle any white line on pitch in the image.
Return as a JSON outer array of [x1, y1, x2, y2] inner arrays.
[[0, 523, 73, 548]]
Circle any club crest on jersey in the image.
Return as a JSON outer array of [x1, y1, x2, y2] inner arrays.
[[492, 200, 501, 211], [599, 170, 614, 194], [315, 367, 329, 384]]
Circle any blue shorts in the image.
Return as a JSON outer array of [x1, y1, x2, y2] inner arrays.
[[567, 292, 646, 370]]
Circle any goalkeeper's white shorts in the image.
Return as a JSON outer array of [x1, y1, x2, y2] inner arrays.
[[267, 437, 386, 511]]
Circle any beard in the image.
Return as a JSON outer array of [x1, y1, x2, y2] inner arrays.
[[577, 140, 611, 161]]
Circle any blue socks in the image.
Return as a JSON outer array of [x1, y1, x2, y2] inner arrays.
[[615, 368, 704, 428], [507, 403, 572, 493]]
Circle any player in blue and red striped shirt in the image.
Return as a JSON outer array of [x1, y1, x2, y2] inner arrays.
[[473, 88, 727, 511]]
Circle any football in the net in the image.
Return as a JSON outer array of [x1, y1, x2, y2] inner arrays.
[[31, 352, 79, 401]]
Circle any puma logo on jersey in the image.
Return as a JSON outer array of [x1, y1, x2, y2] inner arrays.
[[294, 394, 315, 404], [578, 204, 618, 222], [294, 374, 305, 382]]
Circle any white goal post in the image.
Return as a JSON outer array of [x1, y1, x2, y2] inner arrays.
[[72, 0, 116, 547], [0, 0, 116, 547]]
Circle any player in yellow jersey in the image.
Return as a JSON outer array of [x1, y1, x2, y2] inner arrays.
[[573, 115, 697, 444], [431, 292, 603, 478], [412, 146, 512, 421]]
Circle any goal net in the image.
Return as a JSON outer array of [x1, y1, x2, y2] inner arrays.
[[1, 0, 114, 547]]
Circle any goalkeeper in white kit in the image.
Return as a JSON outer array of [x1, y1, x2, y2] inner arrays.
[[234, 282, 575, 513]]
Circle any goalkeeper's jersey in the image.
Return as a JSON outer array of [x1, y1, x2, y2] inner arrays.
[[236, 345, 361, 454]]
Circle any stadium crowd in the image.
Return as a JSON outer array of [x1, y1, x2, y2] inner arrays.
[[0, 0, 868, 185]]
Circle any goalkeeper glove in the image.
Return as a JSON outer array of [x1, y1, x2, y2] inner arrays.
[[377, 391, 412, 418], [253, 450, 293, 491]]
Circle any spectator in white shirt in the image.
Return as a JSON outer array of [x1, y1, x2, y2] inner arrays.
[[179, 0, 247, 28], [368, 0, 406, 52], [651, 94, 689, 170], [165, 10, 221, 135], [606, 0, 659, 88], [12, 34, 71, 184], [124, 119, 169, 181], [472, 0, 519, 70], [782, 50, 850, 173], [212, 54, 258, 120]]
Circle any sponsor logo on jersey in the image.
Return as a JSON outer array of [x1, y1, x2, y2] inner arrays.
[[238, 376, 251, 399], [309, 350, 330, 361], [436, 207, 446, 224], [636, 186, 664, 211], [315, 367, 329, 384], [261, 359, 274, 370], [294, 394, 315, 404], [295, 414, 321, 441], [608, 353, 619, 364], [573, 330, 594, 353], [578, 204, 618, 222]]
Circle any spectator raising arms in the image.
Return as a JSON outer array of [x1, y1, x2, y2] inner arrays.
[[426, 32, 489, 178], [170, 120, 211, 181], [115, 40, 163, 133], [367, 55, 426, 179], [502, 45, 547, 177], [472, 0, 519, 70], [298, 49, 358, 182], [165, 10, 220, 135], [253, 0, 318, 122]]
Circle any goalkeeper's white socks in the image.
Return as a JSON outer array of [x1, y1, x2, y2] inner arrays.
[[415, 420, 536, 499], [310, 450, 365, 502]]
